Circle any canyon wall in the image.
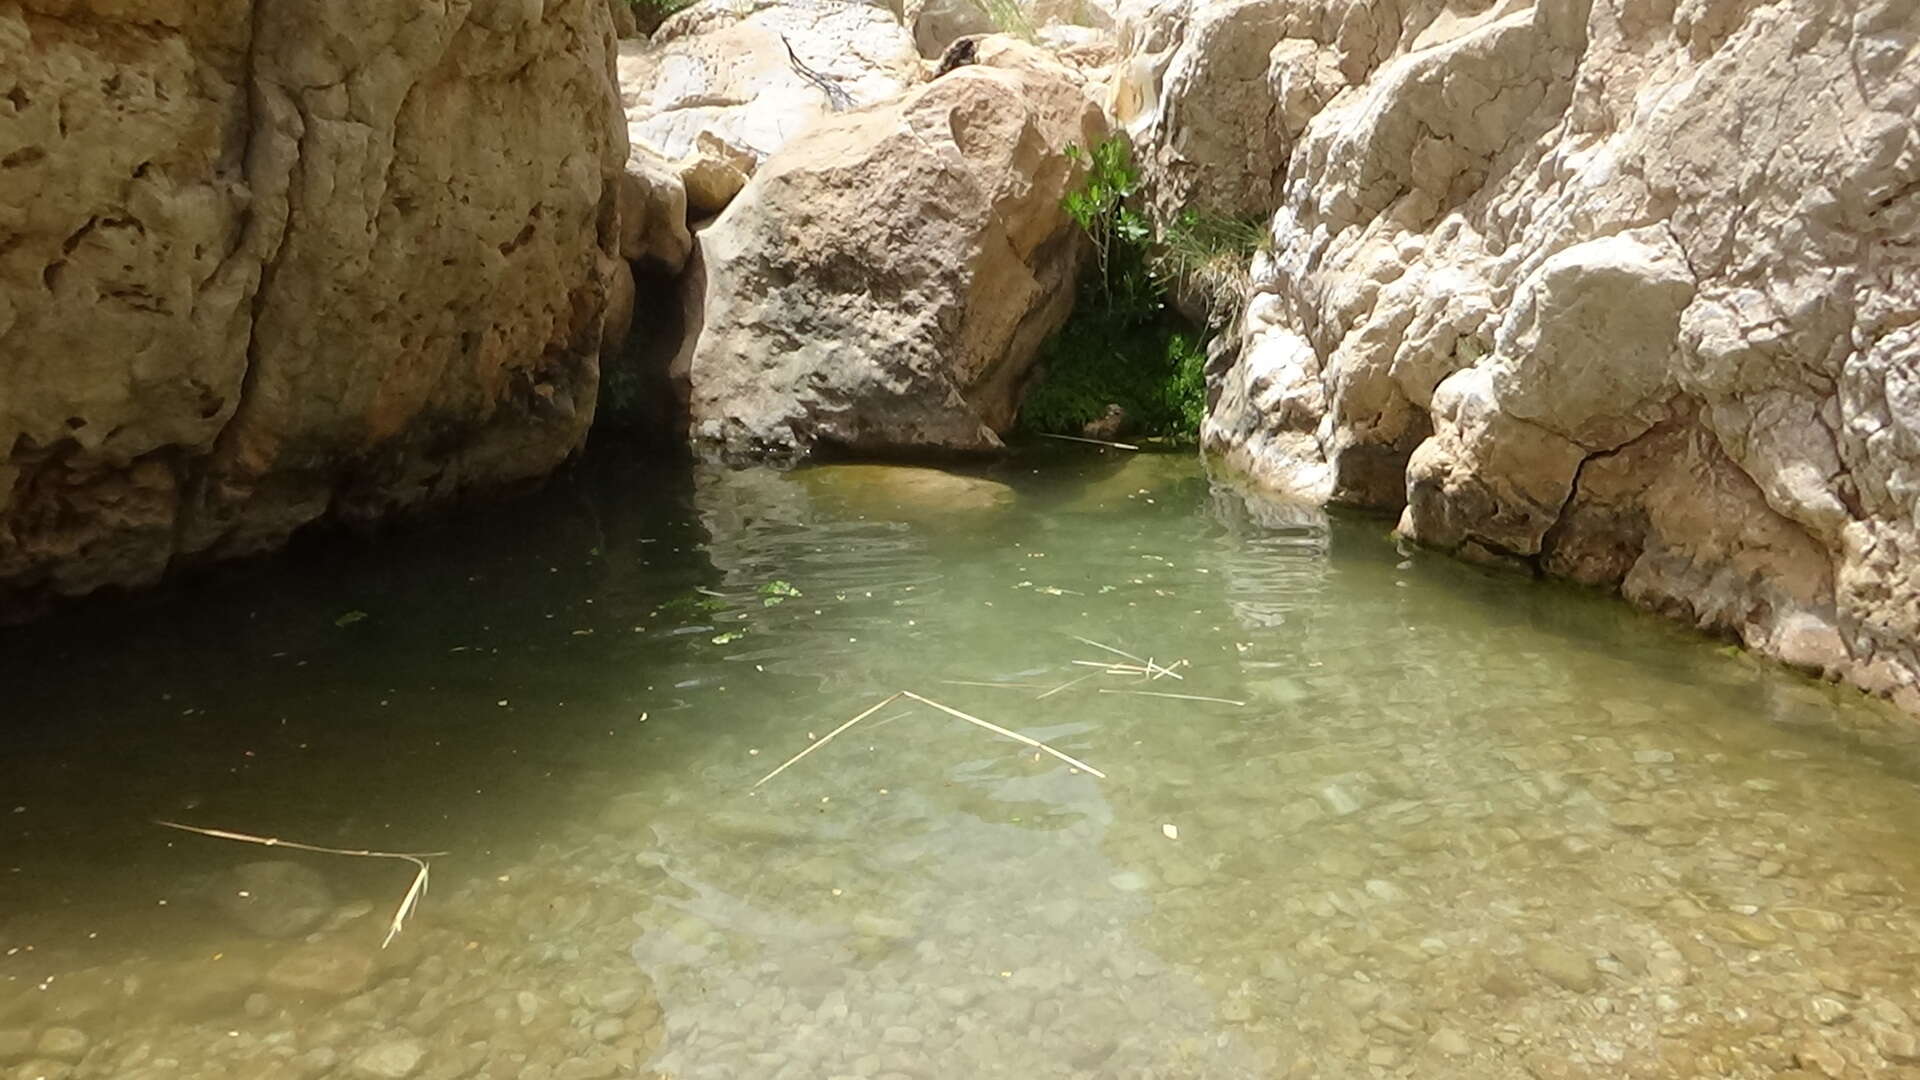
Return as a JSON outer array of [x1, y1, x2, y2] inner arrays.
[[0, 0, 627, 614], [1116, 0, 1920, 707]]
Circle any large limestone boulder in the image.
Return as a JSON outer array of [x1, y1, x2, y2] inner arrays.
[[0, 0, 627, 615], [906, 0, 1120, 59], [1108, 0, 1301, 223], [1178, 0, 1920, 706], [617, 0, 923, 164], [684, 38, 1107, 460]]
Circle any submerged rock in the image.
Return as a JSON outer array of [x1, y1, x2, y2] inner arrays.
[[264, 941, 378, 1001], [687, 38, 1107, 461], [350, 1039, 426, 1080], [796, 465, 1016, 517]]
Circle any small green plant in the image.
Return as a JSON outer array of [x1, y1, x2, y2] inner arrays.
[[1022, 137, 1237, 442], [759, 580, 802, 606], [975, 0, 1038, 41], [1061, 140, 1156, 314], [1158, 209, 1266, 319], [623, 0, 694, 33]]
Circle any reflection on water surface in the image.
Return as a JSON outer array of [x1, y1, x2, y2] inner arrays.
[[3, 449, 1918, 1079]]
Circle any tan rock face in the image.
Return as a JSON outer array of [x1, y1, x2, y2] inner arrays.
[[684, 38, 1107, 460], [0, 0, 626, 614], [1162, 0, 1920, 705], [617, 0, 923, 165]]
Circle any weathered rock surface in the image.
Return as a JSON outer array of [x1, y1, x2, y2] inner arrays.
[[0, 0, 627, 616], [1151, 0, 1920, 707], [1108, 0, 1304, 223], [617, 0, 922, 164], [685, 38, 1106, 460], [620, 144, 693, 273]]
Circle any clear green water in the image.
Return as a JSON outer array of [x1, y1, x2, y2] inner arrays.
[[3, 450, 1920, 1079]]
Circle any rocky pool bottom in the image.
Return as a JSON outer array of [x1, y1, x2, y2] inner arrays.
[[2, 450, 1919, 1080]]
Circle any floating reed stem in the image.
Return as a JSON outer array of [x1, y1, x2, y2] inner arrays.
[[155, 820, 446, 948], [753, 692, 905, 788], [1071, 636, 1184, 680], [1097, 689, 1246, 706], [1035, 433, 1140, 451], [1035, 672, 1098, 700], [755, 690, 1107, 787], [898, 692, 1107, 779]]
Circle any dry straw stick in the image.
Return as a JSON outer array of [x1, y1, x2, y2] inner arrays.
[[1071, 636, 1185, 680], [1035, 672, 1098, 700], [1097, 688, 1247, 706], [1035, 433, 1140, 451], [753, 691, 905, 788], [899, 691, 1107, 779], [754, 690, 1107, 787], [155, 820, 446, 948]]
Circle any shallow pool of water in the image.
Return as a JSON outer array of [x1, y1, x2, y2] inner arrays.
[[3, 449, 1919, 1079]]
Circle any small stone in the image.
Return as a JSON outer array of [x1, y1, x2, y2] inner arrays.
[[590, 1018, 624, 1043], [265, 942, 376, 999], [1315, 782, 1363, 816], [244, 993, 272, 1019], [881, 1026, 922, 1046], [1366, 1045, 1401, 1066], [1526, 942, 1598, 993], [1718, 916, 1778, 946], [1430, 1028, 1472, 1056], [1807, 997, 1851, 1025], [555, 1057, 619, 1080], [351, 1039, 426, 1079], [1631, 749, 1675, 764], [1874, 1027, 1920, 1063], [596, 988, 641, 1015], [1377, 1010, 1418, 1034], [11, 1062, 72, 1080], [33, 1028, 87, 1063], [1796, 1039, 1847, 1078], [1108, 871, 1149, 892], [1363, 879, 1405, 902], [1785, 909, 1846, 933]]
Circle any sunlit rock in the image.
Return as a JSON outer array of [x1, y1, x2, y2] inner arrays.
[[797, 465, 1015, 518], [617, 0, 922, 164], [687, 38, 1106, 460], [1144, 0, 1920, 706], [0, 0, 626, 615]]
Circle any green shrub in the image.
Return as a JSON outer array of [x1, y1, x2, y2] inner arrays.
[[976, 0, 1038, 41], [1021, 138, 1248, 442], [624, 0, 693, 33]]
